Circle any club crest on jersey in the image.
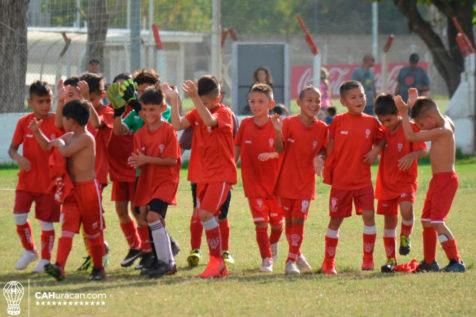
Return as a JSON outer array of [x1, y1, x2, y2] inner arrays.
[[397, 143, 403, 152], [159, 144, 165, 153], [268, 138, 274, 148], [312, 140, 318, 150], [364, 129, 371, 139]]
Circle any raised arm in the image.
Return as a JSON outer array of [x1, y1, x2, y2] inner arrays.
[[29, 118, 51, 151], [182, 80, 217, 128], [271, 114, 284, 153], [162, 83, 191, 130]]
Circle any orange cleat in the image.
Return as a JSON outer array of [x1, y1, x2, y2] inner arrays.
[[321, 259, 337, 275], [197, 256, 227, 279], [361, 255, 374, 271]]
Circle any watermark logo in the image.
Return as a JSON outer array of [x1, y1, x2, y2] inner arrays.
[[3, 281, 24, 316]]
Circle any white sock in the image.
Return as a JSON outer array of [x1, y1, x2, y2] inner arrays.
[[149, 220, 175, 267]]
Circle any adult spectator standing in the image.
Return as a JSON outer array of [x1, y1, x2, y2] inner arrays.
[[395, 53, 430, 102], [352, 54, 376, 115]]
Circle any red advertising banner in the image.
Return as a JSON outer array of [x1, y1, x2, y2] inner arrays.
[[291, 63, 429, 99]]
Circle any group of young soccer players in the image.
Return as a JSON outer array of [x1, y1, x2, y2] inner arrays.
[[9, 67, 466, 281]]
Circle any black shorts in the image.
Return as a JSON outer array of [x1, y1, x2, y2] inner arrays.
[[148, 199, 169, 219]]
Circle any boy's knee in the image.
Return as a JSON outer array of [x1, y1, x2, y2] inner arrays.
[[254, 221, 267, 229], [198, 209, 214, 221]]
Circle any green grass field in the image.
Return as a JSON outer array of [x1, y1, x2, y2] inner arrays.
[[0, 159, 475, 316]]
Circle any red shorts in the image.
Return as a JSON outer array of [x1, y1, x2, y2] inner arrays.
[[329, 186, 374, 218], [196, 182, 231, 215], [421, 172, 458, 223], [377, 192, 416, 216], [14, 190, 60, 222], [61, 181, 104, 237], [278, 198, 311, 220], [111, 181, 136, 202], [248, 198, 283, 225]]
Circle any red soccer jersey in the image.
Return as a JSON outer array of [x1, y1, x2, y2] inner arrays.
[[325, 112, 384, 190], [87, 105, 114, 185], [107, 109, 135, 183], [185, 104, 237, 185], [235, 117, 279, 198], [12, 113, 63, 193], [274, 115, 328, 200], [133, 122, 181, 206], [375, 122, 426, 200]]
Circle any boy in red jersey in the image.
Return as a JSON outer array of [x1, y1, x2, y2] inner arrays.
[[235, 83, 283, 272], [374, 94, 427, 272], [8, 81, 62, 273], [31, 99, 106, 281], [395, 88, 465, 272], [272, 85, 328, 275], [128, 87, 181, 277], [321, 80, 384, 275], [168, 75, 237, 278]]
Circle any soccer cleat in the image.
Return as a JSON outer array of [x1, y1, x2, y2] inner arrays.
[[135, 251, 154, 270], [296, 254, 312, 273], [146, 260, 173, 278], [361, 255, 374, 271], [271, 243, 279, 261], [415, 260, 440, 272], [399, 235, 411, 256], [102, 241, 110, 268], [89, 267, 106, 281], [187, 249, 201, 268], [77, 256, 92, 272], [380, 258, 397, 273], [15, 250, 39, 270], [120, 248, 142, 267], [44, 263, 65, 281], [166, 264, 178, 276], [32, 259, 50, 273], [441, 260, 466, 273], [285, 261, 300, 275], [321, 259, 337, 275], [222, 251, 235, 264], [198, 256, 227, 278], [260, 258, 273, 273], [170, 236, 181, 256]]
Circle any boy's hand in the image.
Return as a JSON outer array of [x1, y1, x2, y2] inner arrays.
[[363, 148, 379, 165], [160, 83, 179, 101], [394, 95, 409, 116], [398, 152, 415, 171], [257, 152, 279, 161], [16, 155, 31, 172], [78, 80, 90, 101], [182, 80, 199, 99], [29, 117, 42, 133], [407, 88, 418, 108], [57, 80, 67, 103], [128, 150, 148, 168], [119, 79, 138, 102], [313, 155, 325, 177], [271, 113, 283, 132], [107, 83, 126, 117]]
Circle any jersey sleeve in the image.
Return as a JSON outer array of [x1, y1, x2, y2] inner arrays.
[[162, 105, 172, 123], [373, 118, 385, 143], [185, 109, 197, 126], [213, 108, 233, 131], [410, 123, 427, 151], [12, 119, 25, 146], [123, 110, 136, 130]]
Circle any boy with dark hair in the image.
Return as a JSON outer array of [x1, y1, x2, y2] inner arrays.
[[8, 81, 62, 273], [374, 93, 427, 272], [235, 83, 283, 272], [321, 80, 384, 275], [394, 89, 465, 272], [272, 85, 328, 275], [167, 75, 237, 278], [31, 99, 106, 281], [128, 87, 181, 277]]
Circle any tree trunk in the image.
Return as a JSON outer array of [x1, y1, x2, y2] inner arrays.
[[393, 0, 475, 97], [85, 0, 109, 71], [0, 1, 29, 112]]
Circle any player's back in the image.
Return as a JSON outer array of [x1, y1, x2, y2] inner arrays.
[[64, 131, 96, 182]]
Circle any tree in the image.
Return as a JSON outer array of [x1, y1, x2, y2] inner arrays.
[[0, 0, 29, 112], [85, 0, 109, 70], [393, 0, 475, 97]]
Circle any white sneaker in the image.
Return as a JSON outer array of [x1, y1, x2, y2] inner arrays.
[[15, 250, 38, 270], [260, 257, 273, 272], [285, 261, 300, 275], [296, 254, 312, 273], [271, 243, 278, 261], [32, 259, 50, 273]]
